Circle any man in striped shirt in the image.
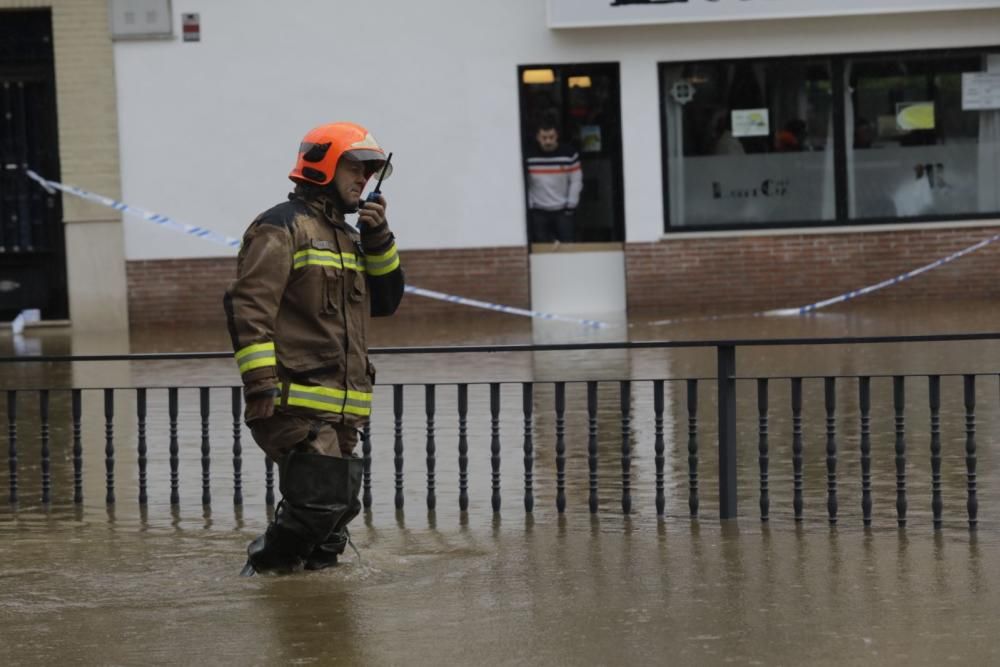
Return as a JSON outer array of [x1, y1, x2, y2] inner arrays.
[[525, 122, 583, 243]]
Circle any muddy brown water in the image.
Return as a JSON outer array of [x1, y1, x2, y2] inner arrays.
[[1, 299, 999, 665]]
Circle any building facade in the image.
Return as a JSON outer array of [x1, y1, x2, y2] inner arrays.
[[0, 0, 127, 330], [4, 0, 1000, 328]]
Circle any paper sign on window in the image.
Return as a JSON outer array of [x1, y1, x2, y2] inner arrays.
[[896, 102, 935, 131], [731, 109, 770, 137], [962, 73, 1000, 110], [580, 125, 603, 152]]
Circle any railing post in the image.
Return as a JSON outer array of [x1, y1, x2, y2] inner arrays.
[[757, 378, 769, 522], [168, 388, 180, 506], [231, 387, 243, 507], [71, 389, 82, 504], [687, 379, 699, 518], [587, 381, 599, 515], [7, 390, 17, 505], [859, 377, 872, 527], [457, 384, 469, 513], [425, 384, 436, 511], [964, 375, 978, 529], [653, 380, 666, 518], [928, 376, 942, 529], [717, 345, 737, 520], [490, 382, 501, 514], [39, 389, 50, 505], [104, 388, 115, 505], [555, 382, 566, 514], [620, 380, 632, 515], [522, 382, 534, 514], [362, 422, 372, 510], [200, 387, 211, 507], [137, 388, 148, 506], [393, 384, 404, 510]]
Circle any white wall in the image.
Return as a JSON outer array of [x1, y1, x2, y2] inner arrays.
[[114, 1, 1000, 259]]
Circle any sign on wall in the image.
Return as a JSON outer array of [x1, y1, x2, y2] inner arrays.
[[548, 0, 1000, 29], [110, 0, 173, 40]]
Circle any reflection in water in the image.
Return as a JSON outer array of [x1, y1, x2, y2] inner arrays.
[[2, 300, 1000, 662]]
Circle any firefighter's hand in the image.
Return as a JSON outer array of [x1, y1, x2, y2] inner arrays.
[[358, 195, 387, 229]]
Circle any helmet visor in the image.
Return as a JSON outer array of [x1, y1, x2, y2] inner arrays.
[[343, 149, 393, 179]]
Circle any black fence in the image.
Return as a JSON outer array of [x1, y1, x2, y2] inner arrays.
[[2, 333, 997, 528]]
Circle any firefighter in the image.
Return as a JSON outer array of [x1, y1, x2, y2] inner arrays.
[[225, 122, 404, 575]]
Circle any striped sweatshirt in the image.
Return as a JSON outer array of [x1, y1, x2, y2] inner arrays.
[[525, 144, 583, 211]]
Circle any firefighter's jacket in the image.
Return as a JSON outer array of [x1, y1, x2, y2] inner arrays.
[[224, 192, 404, 426]]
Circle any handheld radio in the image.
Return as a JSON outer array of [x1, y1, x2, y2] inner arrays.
[[362, 152, 393, 208]]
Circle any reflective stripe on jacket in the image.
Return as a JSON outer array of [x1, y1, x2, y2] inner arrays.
[[224, 193, 404, 425]]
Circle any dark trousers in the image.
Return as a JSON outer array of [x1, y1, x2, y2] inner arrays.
[[530, 208, 575, 243]]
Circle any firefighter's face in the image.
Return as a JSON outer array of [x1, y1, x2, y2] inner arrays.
[[333, 158, 370, 208], [536, 128, 559, 152]]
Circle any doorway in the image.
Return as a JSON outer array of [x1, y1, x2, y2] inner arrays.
[[517, 62, 627, 318], [518, 62, 625, 245], [0, 9, 66, 320]]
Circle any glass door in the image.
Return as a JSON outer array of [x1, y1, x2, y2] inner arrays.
[[518, 62, 625, 245]]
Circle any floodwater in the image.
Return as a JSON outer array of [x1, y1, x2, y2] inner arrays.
[[2, 299, 999, 665]]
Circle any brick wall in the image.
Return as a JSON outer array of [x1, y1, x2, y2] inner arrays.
[[127, 246, 530, 328], [626, 224, 1000, 314], [129, 224, 1000, 327]]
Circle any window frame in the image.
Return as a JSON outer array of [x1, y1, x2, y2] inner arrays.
[[658, 45, 1000, 234]]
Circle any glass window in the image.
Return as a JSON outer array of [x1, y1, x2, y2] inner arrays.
[[659, 47, 1000, 231], [847, 51, 1000, 220], [661, 59, 835, 228]]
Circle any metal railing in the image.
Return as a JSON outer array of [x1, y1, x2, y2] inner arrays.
[[2, 333, 997, 528]]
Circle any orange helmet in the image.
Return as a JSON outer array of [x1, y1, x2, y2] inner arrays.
[[289, 122, 391, 186]]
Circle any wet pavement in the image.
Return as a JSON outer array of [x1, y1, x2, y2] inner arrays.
[[1, 298, 999, 665]]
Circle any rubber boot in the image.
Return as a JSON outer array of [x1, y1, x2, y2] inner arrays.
[[304, 455, 363, 571], [241, 450, 355, 576]]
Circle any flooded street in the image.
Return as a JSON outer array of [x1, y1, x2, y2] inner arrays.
[[2, 298, 999, 665], [3, 520, 996, 665]]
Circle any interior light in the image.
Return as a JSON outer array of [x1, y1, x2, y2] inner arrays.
[[522, 69, 555, 85], [568, 76, 592, 89]]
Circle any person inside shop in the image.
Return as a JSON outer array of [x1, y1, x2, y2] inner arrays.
[[525, 115, 583, 244], [775, 119, 810, 152], [854, 117, 875, 149], [709, 108, 745, 155]]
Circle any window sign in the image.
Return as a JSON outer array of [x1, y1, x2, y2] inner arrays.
[[731, 109, 770, 138], [895, 102, 935, 131], [962, 73, 1000, 110], [549, 0, 1000, 29], [580, 125, 603, 152]]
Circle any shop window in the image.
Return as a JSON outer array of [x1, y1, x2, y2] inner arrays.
[[661, 60, 835, 228], [659, 47, 1000, 231], [848, 52, 1000, 220]]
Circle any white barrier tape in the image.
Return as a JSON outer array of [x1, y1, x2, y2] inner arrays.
[[26, 169, 610, 329], [405, 286, 610, 329], [26, 169, 243, 249], [764, 231, 1000, 316], [649, 311, 759, 327]]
